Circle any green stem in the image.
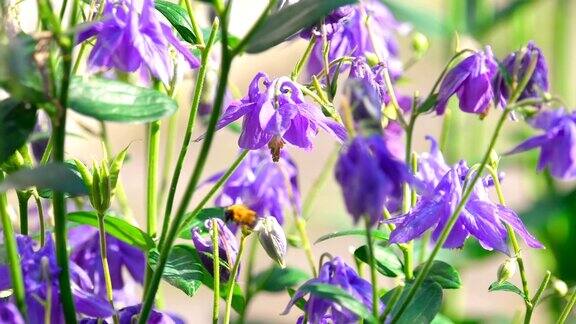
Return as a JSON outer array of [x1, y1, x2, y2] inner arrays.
[[211, 218, 220, 324], [97, 212, 119, 324], [224, 233, 247, 324], [0, 173, 27, 319], [294, 217, 317, 277], [33, 192, 46, 246], [238, 238, 259, 324], [16, 192, 29, 235], [183, 0, 205, 46], [526, 271, 551, 321], [487, 165, 533, 322], [230, 0, 277, 56], [364, 217, 379, 320], [558, 284, 576, 324], [158, 112, 178, 214], [146, 120, 161, 238], [391, 109, 511, 323], [158, 20, 219, 248], [291, 36, 317, 81]]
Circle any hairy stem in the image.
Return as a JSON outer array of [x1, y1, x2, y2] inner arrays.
[[97, 212, 119, 324]]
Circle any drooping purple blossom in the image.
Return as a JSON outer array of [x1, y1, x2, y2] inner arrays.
[[77, 0, 200, 84], [507, 109, 576, 180], [307, 0, 406, 78], [283, 257, 382, 323], [192, 218, 239, 282], [0, 235, 113, 323], [212, 73, 347, 161], [416, 136, 450, 196], [494, 41, 549, 108], [389, 162, 543, 254], [335, 135, 413, 226], [118, 304, 183, 324], [300, 6, 354, 40], [69, 225, 145, 307], [0, 302, 24, 324], [436, 47, 498, 115], [204, 149, 299, 225]]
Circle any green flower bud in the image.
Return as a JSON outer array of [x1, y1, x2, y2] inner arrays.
[[365, 52, 379, 67], [489, 149, 500, 169], [497, 258, 516, 283], [255, 216, 287, 268], [552, 279, 568, 297], [411, 32, 429, 57]]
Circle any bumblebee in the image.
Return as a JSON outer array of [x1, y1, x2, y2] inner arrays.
[[225, 204, 258, 228]]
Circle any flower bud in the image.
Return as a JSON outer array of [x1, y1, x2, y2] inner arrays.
[[488, 149, 500, 169], [552, 279, 568, 297], [255, 216, 287, 268], [364, 52, 379, 67], [411, 32, 429, 57], [497, 258, 516, 283]]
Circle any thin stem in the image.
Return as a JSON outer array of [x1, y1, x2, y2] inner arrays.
[[391, 109, 511, 323], [0, 173, 27, 319], [365, 217, 379, 320], [224, 233, 248, 324], [158, 112, 178, 214], [16, 192, 29, 235], [211, 218, 220, 324], [33, 192, 46, 246], [558, 285, 576, 324], [97, 212, 119, 324], [291, 36, 317, 81], [529, 271, 551, 313], [183, 0, 204, 46], [238, 238, 259, 324], [159, 20, 219, 247], [146, 120, 161, 238], [381, 66, 407, 128]]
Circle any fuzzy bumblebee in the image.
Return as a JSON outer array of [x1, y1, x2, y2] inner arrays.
[[225, 204, 258, 228]]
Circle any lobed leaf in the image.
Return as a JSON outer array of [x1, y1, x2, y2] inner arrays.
[[68, 77, 178, 123], [67, 211, 154, 251]]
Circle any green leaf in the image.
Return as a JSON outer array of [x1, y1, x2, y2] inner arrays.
[[379, 0, 451, 37], [67, 211, 154, 251], [488, 281, 526, 299], [148, 245, 204, 297], [0, 163, 88, 196], [155, 0, 197, 44], [431, 313, 455, 324], [69, 77, 177, 123], [315, 229, 389, 244], [354, 244, 403, 277], [149, 244, 245, 313], [414, 261, 462, 289], [417, 93, 438, 113], [0, 99, 37, 164], [251, 266, 310, 293], [383, 280, 443, 323], [295, 282, 376, 323], [37, 161, 86, 199], [178, 207, 225, 239], [246, 0, 358, 53]]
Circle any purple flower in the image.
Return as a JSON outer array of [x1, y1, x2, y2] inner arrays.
[[69, 225, 145, 306], [77, 0, 199, 84], [0, 302, 24, 324], [213, 73, 347, 161], [0, 235, 113, 323], [389, 162, 543, 254], [494, 41, 549, 108], [436, 47, 498, 115], [307, 0, 405, 78], [507, 109, 576, 180], [416, 136, 450, 196], [335, 135, 413, 226], [283, 257, 382, 322], [300, 6, 354, 40], [118, 304, 183, 324], [192, 218, 239, 282]]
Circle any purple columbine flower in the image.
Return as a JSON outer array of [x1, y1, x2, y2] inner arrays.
[[389, 162, 543, 254], [0, 302, 24, 324], [283, 257, 383, 322], [416, 136, 451, 196], [213, 73, 347, 161], [307, 0, 406, 78], [0, 235, 113, 323], [69, 225, 145, 306], [436, 47, 498, 115], [192, 218, 239, 282], [204, 149, 300, 225], [507, 109, 576, 180], [118, 304, 182, 324], [77, 0, 200, 84], [300, 6, 354, 40], [494, 41, 549, 108], [335, 135, 413, 226]]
